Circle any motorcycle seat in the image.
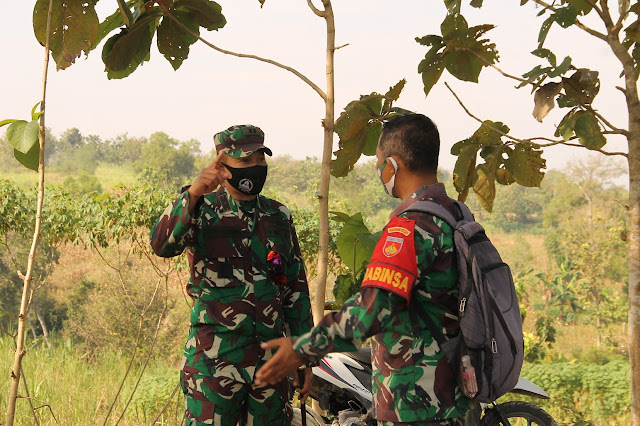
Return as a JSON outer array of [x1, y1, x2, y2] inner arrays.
[[346, 347, 372, 365]]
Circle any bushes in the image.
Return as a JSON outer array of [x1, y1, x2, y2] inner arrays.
[[517, 361, 631, 424]]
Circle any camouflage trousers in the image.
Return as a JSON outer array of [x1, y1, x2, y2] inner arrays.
[[181, 370, 292, 425], [377, 417, 465, 426]]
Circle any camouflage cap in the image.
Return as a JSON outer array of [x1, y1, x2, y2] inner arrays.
[[214, 124, 273, 158]]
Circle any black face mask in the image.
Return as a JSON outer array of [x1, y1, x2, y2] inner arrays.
[[222, 163, 268, 195]]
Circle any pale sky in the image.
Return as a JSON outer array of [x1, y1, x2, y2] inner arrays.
[[0, 1, 630, 173]]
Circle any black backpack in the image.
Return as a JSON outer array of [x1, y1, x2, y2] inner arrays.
[[403, 199, 524, 403]]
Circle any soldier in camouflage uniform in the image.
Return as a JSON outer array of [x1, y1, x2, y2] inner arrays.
[[256, 114, 470, 425], [150, 124, 314, 426]]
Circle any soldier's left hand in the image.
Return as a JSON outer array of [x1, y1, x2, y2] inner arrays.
[[255, 337, 303, 386]]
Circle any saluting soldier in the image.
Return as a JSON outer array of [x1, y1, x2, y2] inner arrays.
[[256, 114, 470, 426], [150, 124, 314, 426]]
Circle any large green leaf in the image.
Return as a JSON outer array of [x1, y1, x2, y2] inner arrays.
[[574, 110, 606, 150], [332, 94, 385, 177], [33, 0, 99, 70], [626, 20, 640, 43], [14, 143, 40, 172], [446, 24, 497, 83], [175, 0, 226, 31], [6, 120, 39, 154], [157, 12, 199, 70], [102, 12, 160, 79], [441, 13, 468, 40], [503, 143, 546, 187], [332, 212, 378, 273]]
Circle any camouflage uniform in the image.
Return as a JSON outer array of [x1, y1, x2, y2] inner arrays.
[[293, 183, 469, 424], [150, 125, 313, 425]]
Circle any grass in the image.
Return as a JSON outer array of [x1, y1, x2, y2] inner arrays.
[[0, 335, 184, 425]]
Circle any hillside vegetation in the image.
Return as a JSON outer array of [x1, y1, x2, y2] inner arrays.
[[0, 129, 631, 424]]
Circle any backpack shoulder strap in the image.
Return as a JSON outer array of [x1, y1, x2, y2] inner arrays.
[[401, 199, 473, 229]]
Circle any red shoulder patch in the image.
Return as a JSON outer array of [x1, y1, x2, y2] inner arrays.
[[361, 216, 417, 301]]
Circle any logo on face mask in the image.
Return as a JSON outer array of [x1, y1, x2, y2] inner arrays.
[[238, 178, 254, 193]]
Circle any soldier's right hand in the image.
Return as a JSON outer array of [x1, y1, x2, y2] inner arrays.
[[188, 151, 231, 198]]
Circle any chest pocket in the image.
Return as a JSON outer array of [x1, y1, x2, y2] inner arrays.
[[202, 225, 250, 288], [264, 217, 292, 256]]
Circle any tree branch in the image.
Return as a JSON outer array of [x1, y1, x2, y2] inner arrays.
[[445, 82, 629, 158], [163, 11, 326, 100], [529, 0, 609, 42], [465, 49, 529, 84], [306, 0, 326, 17]]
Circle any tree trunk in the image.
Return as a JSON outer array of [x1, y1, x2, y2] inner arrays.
[[5, 0, 53, 423], [313, 0, 335, 326], [627, 123, 640, 426]]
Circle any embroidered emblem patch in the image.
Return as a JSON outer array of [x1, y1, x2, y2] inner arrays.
[[361, 216, 418, 301], [383, 236, 404, 257], [387, 226, 410, 236]]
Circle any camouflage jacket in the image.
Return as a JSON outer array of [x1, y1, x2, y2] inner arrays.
[[293, 183, 469, 422], [150, 187, 313, 383]]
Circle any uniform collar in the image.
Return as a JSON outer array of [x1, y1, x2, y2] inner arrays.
[[390, 183, 448, 218]]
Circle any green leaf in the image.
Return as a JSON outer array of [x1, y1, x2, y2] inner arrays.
[[33, 0, 99, 70], [473, 160, 499, 212], [625, 20, 640, 43], [333, 212, 374, 272], [554, 5, 579, 28], [6, 120, 39, 154], [332, 94, 384, 177], [363, 123, 382, 156], [562, 69, 600, 106], [97, 6, 126, 47], [102, 12, 160, 79], [444, 0, 460, 14], [574, 110, 606, 150], [441, 13, 468, 40], [157, 12, 199, 70], [470, 0, 483, 7], [452, 140, 479, 195], [538, 16, 554, 48], [568, 0, 593, 15], [0, 119, 18, 128], [418, 46, 446, 97], [415, 35, 443, 47], [503, 143, 546, 187], [382, 79, 406, 113], [555, 109, 578, 140], [531, 48, 556, 66], [14, 143, 40, 172], [445, 24, 498, 83], [548, 55, 572, 77], [175, 0, 226, 31], [31, 102, 43, 121]]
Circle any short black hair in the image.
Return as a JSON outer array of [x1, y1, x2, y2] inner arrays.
[[378, 113, 440, 174]]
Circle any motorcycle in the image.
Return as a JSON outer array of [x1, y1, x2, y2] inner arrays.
[[292, 347, 556, 426]]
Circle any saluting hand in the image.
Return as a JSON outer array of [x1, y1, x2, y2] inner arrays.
[[188, 151, 231, 202]]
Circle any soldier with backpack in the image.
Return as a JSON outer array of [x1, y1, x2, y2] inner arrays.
[[257, 114, 475, 425]]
